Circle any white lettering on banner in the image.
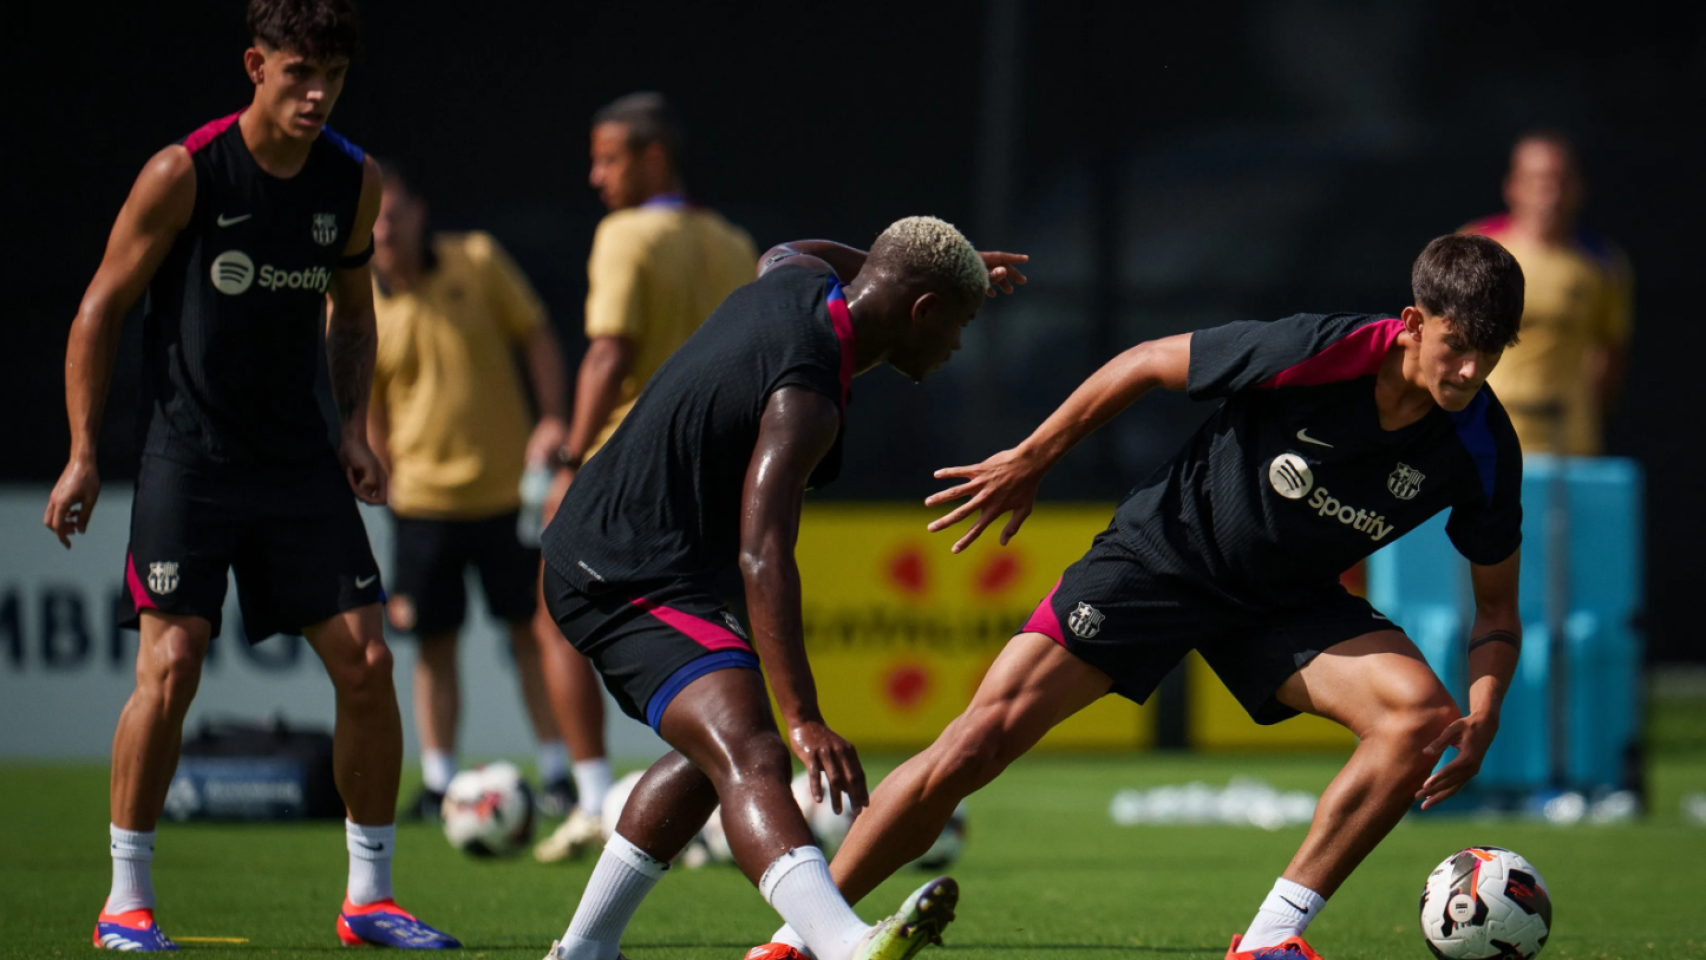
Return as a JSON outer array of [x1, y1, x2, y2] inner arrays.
[[0, 488, 665, 761]]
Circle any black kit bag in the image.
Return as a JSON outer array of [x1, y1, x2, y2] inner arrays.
[[163, 716, 341, 821]]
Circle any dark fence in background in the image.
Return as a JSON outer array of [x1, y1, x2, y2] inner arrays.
[[7, 0, 1702, 659]]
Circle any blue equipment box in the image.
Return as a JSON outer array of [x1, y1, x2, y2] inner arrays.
[[1367, 456, 1642, 795]]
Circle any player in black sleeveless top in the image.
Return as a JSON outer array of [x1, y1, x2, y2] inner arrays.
[[779, 236, 1526, 960], [537, 219, 1026, 960], [43, 1, 455, 951]]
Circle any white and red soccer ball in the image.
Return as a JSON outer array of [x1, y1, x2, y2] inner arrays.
[[1420, 846, 1552, 960], [441, 761, 536, 857]]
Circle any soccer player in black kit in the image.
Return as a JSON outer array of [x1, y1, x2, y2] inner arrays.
[[536, 217, 1027, 960], [43, 0, 456, 951], [755, 234, 1527, 960]]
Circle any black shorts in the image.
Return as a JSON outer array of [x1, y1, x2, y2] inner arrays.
[[387, 511, 540, 636], [1020, 536, 1394, 724], [542, 564, 760, 732], [122, 455, 384, 641]]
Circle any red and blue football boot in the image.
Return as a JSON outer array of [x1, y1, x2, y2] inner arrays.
[[1225, 934, 1326, 960], [337, 897, 461, 949], [93, 907, 177, 951], [743, 945, 811, 960]]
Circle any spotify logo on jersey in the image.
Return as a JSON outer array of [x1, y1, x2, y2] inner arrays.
[[210, 250, 255, 295], [1268, 452, 1314, 499]]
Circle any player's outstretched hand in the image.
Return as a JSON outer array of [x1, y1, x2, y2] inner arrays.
[[926, 446, 1044, 553], [340, 436, 390, 505], [978, 251, 1029, 296], [1417, 712, 1498, 809], [44, 457, 101, 549], [788, 719, 868, 815]]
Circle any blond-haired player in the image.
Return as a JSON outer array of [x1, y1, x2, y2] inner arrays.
[[536, 219, 1026, 960]]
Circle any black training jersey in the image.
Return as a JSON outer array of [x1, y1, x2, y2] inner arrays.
[[138, 111, 367, 473], [1110, 312, 1522, 609], [542, 266, 854, 592]]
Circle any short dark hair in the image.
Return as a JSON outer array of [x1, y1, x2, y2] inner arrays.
[[592, 92, 685, 173], [248, 0, 363, 62], [1411, 234, 1525, 352]]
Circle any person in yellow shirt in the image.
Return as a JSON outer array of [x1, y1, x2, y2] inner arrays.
[[1463, 131, 1633, 455], [533, 92, 757, 862], [366, 161, 578, 819]]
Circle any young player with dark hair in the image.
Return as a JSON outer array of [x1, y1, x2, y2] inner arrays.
[[44, 0, 455, 950], [754, 234, 1527, 960], [537, 218, 1027, 960]]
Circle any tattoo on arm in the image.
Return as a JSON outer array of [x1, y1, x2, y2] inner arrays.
[[1468, 629, 1521, 654], [326, 314, 375, 426]]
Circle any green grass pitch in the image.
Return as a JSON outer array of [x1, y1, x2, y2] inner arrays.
[[3, 751, 1704, 960]]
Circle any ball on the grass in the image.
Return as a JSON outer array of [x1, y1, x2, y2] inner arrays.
[[1420, 846, 1552, 960], [912, 802, 966, 871], [600, 770, 646, 842], [441, 761, 535, 857]]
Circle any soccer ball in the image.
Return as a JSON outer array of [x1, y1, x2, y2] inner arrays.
[[912, 802, 967, 871], [793, 772, 858, 856], [441, 762, 535, 857], [1419, 846, 1552, 959]]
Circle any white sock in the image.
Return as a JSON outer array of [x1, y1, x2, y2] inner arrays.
[[106, 825, 156, 914], [574, 758, 614, 818], [554, 833, 669, 960], [1241, 877, 1326, 950], [771, 923, 811, 955], [346, 820, 396, 907], [758, 847, 868, 960], [421, 749, 457, 793], [538, 740, 570, 784]]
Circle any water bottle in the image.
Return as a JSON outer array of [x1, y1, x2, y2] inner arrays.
[[517, 465, 553, 547]]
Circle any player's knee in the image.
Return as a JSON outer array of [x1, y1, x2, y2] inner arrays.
[[151, 645, 204, 718], [722, 727, 792, 784], [934, 705, 1021, 791], [330, 637, 395, 704], [1382, 687, 1458, 754]]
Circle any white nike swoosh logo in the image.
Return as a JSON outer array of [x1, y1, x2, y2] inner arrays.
[[355, 575, 378, 589], [216, 213, 252, 227], [1296, 428, 1333, 447]]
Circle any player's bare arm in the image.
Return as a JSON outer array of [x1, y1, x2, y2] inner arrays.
[[928, 331, 1193, 552], [1418, 548, 1522, 809], [759, 240, 1029, 295], [522, 322, 571, 466], [326, 154, 386, 504], [739, 385, 867, 813], [547, 335, 636, 510], [44, 146, 196, 548]]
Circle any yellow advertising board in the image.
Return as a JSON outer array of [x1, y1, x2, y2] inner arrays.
[[795, 503, 1151, 751], [795, 503, 1357, 753]]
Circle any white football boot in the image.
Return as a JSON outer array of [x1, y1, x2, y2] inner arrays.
[[534, 807, 604, 863]]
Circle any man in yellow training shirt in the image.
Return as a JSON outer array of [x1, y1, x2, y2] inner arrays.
[[367, 161, 577, 819], [1463, 131, 1633, 455], [533, 92, 757, 862]]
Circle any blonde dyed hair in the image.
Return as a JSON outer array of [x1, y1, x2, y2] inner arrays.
[[868, 216, 988, 302]]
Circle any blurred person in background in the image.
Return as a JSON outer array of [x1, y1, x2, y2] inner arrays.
[[43, 0, 456, 949], [532, 91, 758, 863], [1463, 131, 1633, 455], [366, 160, 579, 820]]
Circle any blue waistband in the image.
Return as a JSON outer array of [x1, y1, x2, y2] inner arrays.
[[645, 649, 762, 733]]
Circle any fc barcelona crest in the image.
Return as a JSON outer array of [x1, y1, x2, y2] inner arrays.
[[312, 212, 338, 247], [1067, 602, 1105, 639], [148, 561, 180, 595], [1387, 462, 1425, 501]]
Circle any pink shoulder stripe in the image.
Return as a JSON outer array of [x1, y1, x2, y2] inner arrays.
[[1258, 317, 1402, 389], [825, 289, 856, 407], [631, 597, 752, 653], [1022, 578, 1066, 646], [183, 112, 243, 154], [1463, 213, 1511, 238]]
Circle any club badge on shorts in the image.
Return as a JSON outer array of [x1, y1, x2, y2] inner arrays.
[[148, 562, 180, 595], [1068, 602, 1105, 639]]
